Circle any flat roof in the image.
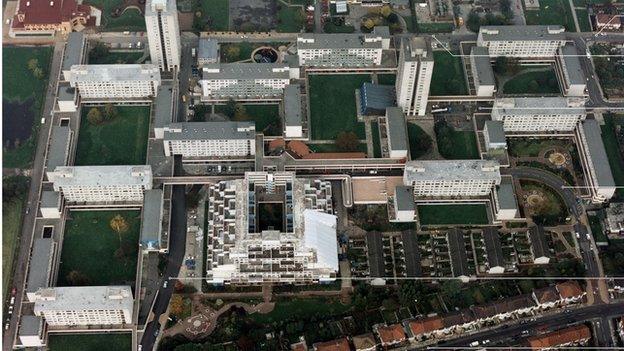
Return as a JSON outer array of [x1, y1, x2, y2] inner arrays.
[[401, 37, 433, 62], [581, 119, 616, 188], [529, 225, 550, 259], [141, 189, 163, 250], [394, 185, 414, 211], [18, 316, 43, 337], [404, 160, 501, 183], [401, 230, 422, 277], [496, 176, 518, 210], [352, 176, 404, 204], [485, 120, 506, 144], [61, 32, 85, 73], [479, 25, 566, 41], [386, 107, 408, 153], [34, 286, 133, 312], [48, 165, 153, 188], [560, 44, 586, 86], [26, 238, 55, 294], [68, 64, 160, 82], [198, 38, 219, 61], [360, 83, 395, 115], [284, 84, 302, 127], [154, 83, 174, 129], [297, 33, 385, 50], [46, 126, 72, 171], [163, 121, 255, 140], [366, 231, 385, 278], [57, 82, 76, 101], [483, 227, 504, 269], [493, 97, 586, 116], [471, 46, 495, 86], [202, 63, 291, 80], [448, 228, 470, 278], [40, 191, 61, 208]]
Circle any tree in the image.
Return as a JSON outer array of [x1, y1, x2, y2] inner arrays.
[[86, 107, 103, 125], [380, 5, 392, 18], [493, 56, 508, 75], [361, 18, 376, 31], [224, 45, 241, 62], [66, 270, 90, 286], [89, 42, 109, 61], [222, 98, 237, 118], [233, 104, 247, 121], [398, 281, 427, 306], [102, 103, 118, 121], [466, 11, 482, 33], [27, 58, 39, 72], [3, 175, 29, 202], [110, 214, 130, 243], [169, 294, 185, 317], [440, 279, 463, 302], [335, 131, 360, 152]]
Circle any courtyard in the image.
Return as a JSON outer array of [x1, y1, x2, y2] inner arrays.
[[430, 51, 468, 96], [48, 333, 132, 351], [417, 204, 489, 225]]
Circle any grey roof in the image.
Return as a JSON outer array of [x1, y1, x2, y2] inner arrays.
[[61, 32, 85, 73], [366, 231, 385, 278], [26, 238, 55, 295], [581, 119, 616, 188], [141, 189, 164, 250], [154, 83, 174, 129], [559, 44, 586, 86], [493, 97, 586, 116], [479, 25, 566, 41], [297, 33, 385, 49], [163, 122, 256, 140], [394, 185, 415, 211], [360, 83, 395, 115], [40, 191, 61, 208], [471, 47, 495, 86], [34, 286, 133, 312], [528, 226, 550, 259], [68, 64, 160, 82], [46, 126, 72, 170], [483, 227, 504, 269], [386, 107, 408, 153], [401, 37, 433, 62], [18, 316, 43, 337], [198, 38, 219, 61], [284, 84, 302, 127], [48, 165, 153, 188], [401, 230, 422, 277], [57, 82, 76, 101], [202, 63, 291, 80], [485, 120, 506, 145], [496, 177, 518, 211], [372, 26, 390, 36], [404, 160, 501, 183], [448, 228, 470, 278]]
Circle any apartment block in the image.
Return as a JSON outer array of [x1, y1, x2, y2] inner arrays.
[[60, 32, 86, 82], [162, 122, 256, 158], [283, 84, 304, 138], [48, 165, 153, 204], [33, 286, 133, 327], [385, 107, 409, 159], [483, 120, 507, 151], [25, 239, 56, 302], [66, 64, 161, 100], [555, 44, 587, 96], [403, 160, 502, 198], [470, 46, 496, 97], [575, 119, 616, 203], [395, 37, 434, 116], [296, 30, 387, 67], [145, 0, 181, 71], [477, 25, 566, 58], [201, 63, 294, 101], [491, 97, 586, 133]]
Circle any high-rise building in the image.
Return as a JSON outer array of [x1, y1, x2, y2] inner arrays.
[[477, 25, 566, 58], [491, 97, 586, 133], [145, 0, 181, 71], [395, 37, 434, 116], [65, 64, 161, 100], [162, 122, 256, 158]]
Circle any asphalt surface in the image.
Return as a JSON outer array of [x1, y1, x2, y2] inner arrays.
[[436, 301, 624, 348]]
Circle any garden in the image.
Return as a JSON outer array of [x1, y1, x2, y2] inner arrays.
[[434, 120, 479, 159], [430, 51, 468, 96], [520, 180, 569, 226], [48, 333, 132, 351], [524, 0, 576, 31], [417, 204, 489, 225]]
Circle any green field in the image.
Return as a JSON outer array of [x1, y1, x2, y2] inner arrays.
[[418, 204, 489, 225], [85, 0, 146, 31], [200, 0, 229, 31], [250, 298, 351, 324], [524, 0, 576, 31], [215, 104, 281, 136], [431, 51, 468, 95], [601, 115, 624, 199], [435, 122, 479, 159], [89, 51, 145, 64], [407, 122, 432, 159], [308, 74, 369, 140], [2, 199, 24, 298], [75, 106, 150, 166], [277, 6, 305, 32], [3, 46, 53, 168], [576, 9, 592, 32], [48, 333, 132, 351], [503, 68, 560, 95], [57, 210, 140, 287], [323, 23, 356, 33], [308, 143, 367, 153], [371, 122, 382, 158], [417, 22, 455, 33]]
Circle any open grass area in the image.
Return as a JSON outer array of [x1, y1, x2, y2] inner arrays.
[[377, 74, 396, 85], [524, 0, 576, 31], [48, 333, 132, 351], [588, 215, 608, 244], [601, 115, 624, 199], [308, 74, 369, 140], [89, 51, 145, 64], [371, 122, 382, 158], [520, 180, 568, 226], [508, 138, 570, 157], [277, 5, 305, 32], [407, 122, 432, 159], [502, 68, 560, 95], [215, 104, 281, 136], [431, 51, 467, 96], [58, 210, 140, 287], [200, 0, 229, 31], [75, 105, 150, 166], [85, 0, 146, 31], [435, 122, 479, 159], [3, 46, 53, 168], [250, 298, 351, 324], [308, 143, 367, 153], [576, 9, 592, 32], [323, 22, 356, 33], [418, 204, 489, 225], [417, 22, 455, 33], [2, 199, 24, 298]]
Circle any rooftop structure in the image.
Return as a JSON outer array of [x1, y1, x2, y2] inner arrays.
[[528, 226, 551, 264], [296, 31, 387, 67], [477, 25, 566, 58], [162, 122, 256, 158], [153, 83, 175, 138], [484, 120, 506, 151], [483, 227, 505, 274], [448, 229, 471, 280], [283, 84, 303, 138], [66, 64, 161, 100], [25, 238, 56, 302], [385, 107, 408, 159], [470, 46, 496, 97], [352, 333, 377, 351], [576, 119, 616, 203], [374, 324, 407, 347], [396, 37, 434, 116], [491, 97, 586, 133], [312, 337, 350, 351], [61, 32, 86, 80], [45, 126, 73, 173], [493, 176, 519, 220], [40, 190, 62, 219], [18, 316, 46, 348], [140, 189, 164, 252]]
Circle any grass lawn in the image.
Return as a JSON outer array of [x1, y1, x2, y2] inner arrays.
[[576, 9, 592, 32], [75, 106, 150, 166], [524, 0, 576, 31], [250, 298, 351, 324], [502, 68, 560, 95], [435, 123, 479, 159], [200, 0, 229, 31], [215, 104, 281, 136], [588, 215, 608, 244], [418, 204, 489, 225], [371, 122, 382, 158], [277, 6, 304, 33], [2, 199, 25, 298], [507, 138, 569, 157], [308, 143, 367, 153], [57, 210, 140, 287], [85, 0, 145, 31], [308, 74, 369, 140], [48, 333, 132, 351], [377, 74, 396, 85], [407, 122, 432, 159], [601, 115, 624, 199], [323, 22, 356, 33], [3, 46, 53, 168], [89, 51, 144, 64], [431, 51, 467, 95], [417, 22, 455, 33]]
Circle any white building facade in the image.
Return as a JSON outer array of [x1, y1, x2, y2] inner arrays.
[[491, 97, 586, 133], [201, 63, 293, 101], [66, 64, 161, 100], [575, 119, 616, 203], [296, 32, 386, 67], [162, 122, 256, 158], [477, 25, 566, 58], [395, 37, 434, 116], [145, 0, 181, 71]]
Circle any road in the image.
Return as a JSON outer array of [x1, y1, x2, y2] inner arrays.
[[437, 301, 624, 348], [2, 41, 65, 351]]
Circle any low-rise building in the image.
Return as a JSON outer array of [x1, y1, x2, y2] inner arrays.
[[532, 286, 561, 309], [283, 84, 304, 138], [448, 228, 472, 281], [312, 337, 350, 351], [528, 226, 551, 264], [25, 238, 56, 302], [140, 189, 165, 252], [483, 227, 505, 274], [491, 97, 586, 133], [555, 44, 586, 97], [477, 25, 566, 58], [492, 176, 519, 221], [18, 316, 46, 348], [40, 191, 63, 219], [374, 323, 407, 348], [61, 32, 87, 82], [56, 83, 78, 112], [153, 83, 175, 139], [406, 316, 444, 341], [483, 120, 506, 151], [352, 333, 377, 351], [527, 325, 591, 350], [9, 0, 101, 38], [200, 63, 294, 101], [575, 119, 616, 203], [470, 46, 496, 96], [296, 30, 388, 68], [385, 107, 409, 159], [359, 82, 395, 116], [198, 38, 219, 65], [45, 126, 73, 176], [596, 13, 622, 30], [162, 122, 256, 158], [391, 186, 415, 222], [33, 286, 133, 327], [66, 64, 161, 100], [604, 202, 624, 235]]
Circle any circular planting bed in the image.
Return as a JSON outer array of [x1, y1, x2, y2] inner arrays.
[[544, 149, 568, 167], [252, 47, 279, 63]]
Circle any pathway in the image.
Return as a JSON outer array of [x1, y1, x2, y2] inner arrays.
[[568, 0, 581, 33]]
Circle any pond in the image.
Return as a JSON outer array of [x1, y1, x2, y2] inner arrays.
[[3, 97, 35, 149]]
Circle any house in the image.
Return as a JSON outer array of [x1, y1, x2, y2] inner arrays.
[[352, 333, 377, 351], [527, 325, 591, 350], [532, 286, 561, 309], [556, 281, 585, 304], [374, 324, 407, 348], [312, 337, 350, 351], [406, 316, 444, 341]]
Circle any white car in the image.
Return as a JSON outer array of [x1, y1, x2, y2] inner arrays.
[[163, 281, 168, 288]]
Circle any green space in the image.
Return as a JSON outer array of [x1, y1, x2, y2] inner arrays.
[[215, 104, 281, 136], [58, 210, 141, 287], [601, 240, 624, 276], [502, 68, 560, 95], [407, 122, 432, 159], [417, 22, 455, 33], [220, 42, 290, 63], [75, 106, 150, 166], [85, 0, 146, 31], [196, 0, 229, 31], [576, 9, 592, 32], [524, 0, 576, 31], [588, 215, 608, 244], [89, 51, 144, 64], [308, 143, 367, 153], [377, 74, 396, 85], [250, 298, 351, 324], [49, 333, 132, 351], [371, 122, 382, 158], [431, 51, 468, 96], [417, 204, 489, 225], [520, 180, 568, 226], [308, 74, 369, 140], [600, 115, 624, 199], [323, 22, 356, 33], [349, 205, 413, 231], [434, 121, 479, 159], [403, 16, 416, 33], [277, 5, 305, 33], [507, 138, 570, 157], [573, 0, 623, 6], [591, 44, 624, 98], [2, 176, 29, 299], [3, 46, 53, 168]]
